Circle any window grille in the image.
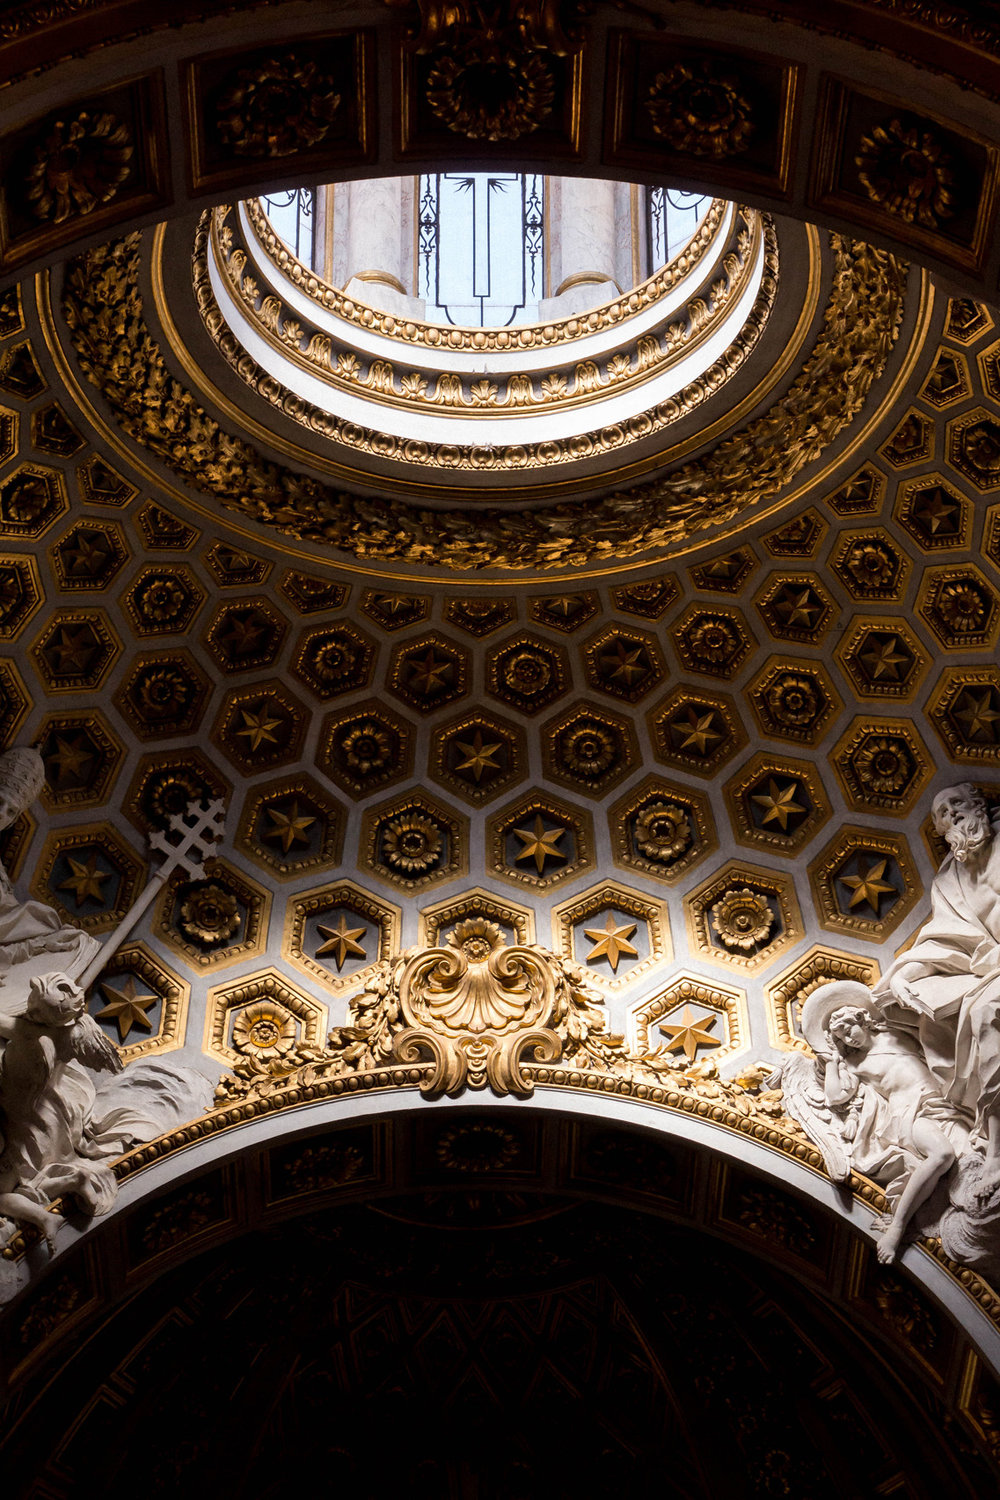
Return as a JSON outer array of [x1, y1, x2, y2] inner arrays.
[[418, 172, 545, 327], [260, 188, 316, 269], [646, 188, 711, 273]]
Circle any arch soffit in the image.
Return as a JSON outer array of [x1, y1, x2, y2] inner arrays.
[[5, 1087, 1000, 1424], [1, 2, 1000, 296]]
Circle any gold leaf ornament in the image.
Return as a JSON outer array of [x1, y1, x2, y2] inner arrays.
[[214, 929, 796, 1133], [633, 802, 691, 863], [646, 61, 753, 157], [426, 42, 555, 142], [179, 882, 241, 946], [66, 232, 901, 572], [710, 886, 774, 952], [856, 116, 954, 229], [215, 54, 341, 158], [26, 110, 132, 224], [232, 1000, 296, 1058]]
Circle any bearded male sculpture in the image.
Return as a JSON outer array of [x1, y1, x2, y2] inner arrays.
[[875, 783, 1000, 1198], [775, 782, 1000, 1272]]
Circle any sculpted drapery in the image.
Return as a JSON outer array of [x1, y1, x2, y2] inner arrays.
[[0, 749, 101, 1016], [876, 785, 1000, 1189], [777, 784, 1000, 1272]]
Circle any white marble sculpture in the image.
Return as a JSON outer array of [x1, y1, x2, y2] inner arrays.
[[0, 971, 125, 1244], [0, 748, 101, 1012], [0, 749, 215, 1252], [776, 785, 1000, 1273], [0, 971, 212, 1249], [874, 783, 1000, 1198], [778, 981, 974, 1263]]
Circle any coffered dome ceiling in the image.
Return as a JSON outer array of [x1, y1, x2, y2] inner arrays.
[[2, 234, 996, 1072], [60, 206, 911, 568], [9, 1, 1000, 1474]]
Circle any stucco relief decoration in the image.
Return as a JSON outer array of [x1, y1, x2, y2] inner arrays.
[[214, 55, 341, 158], [178, 882, 240, 947], [856, 116, 955, 229], [0, 749, 215, 1253], [777, 783, 1000, 1276], [634, 802, 692, 865], [63, 232, 904, 571], [232, 1001, 296, 1059], [425, 45, 555, 142], [215, 920, 787, 1117], [382, 813, 443, 876], [411, 0, 577, 143], [711, 887, 774, 952], [645, 60, 753, 157], [26, 111, 132, 224]]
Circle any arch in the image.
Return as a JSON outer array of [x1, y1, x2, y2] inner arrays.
[[4, 1090, 1000, 1381], [3, 1096, 1000, 1492], [0, 2, 1000, 295]]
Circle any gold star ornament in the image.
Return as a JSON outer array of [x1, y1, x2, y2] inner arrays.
[[47, 733, 94, 787], [454, 731, 502, 783], [513, 815, 566, 874], [955, 690, 1000, 741], [751, 778, 806, 832], [583, 914, 639, 973], [58, 851, 110, 906], [263, 800, 316, 853], [838, 857, 896, 914], [659, 1005, 722, 1062], [93, 976, 157, 1041], [315, 914, 367, 970], [672, 707, 723, 756], [236, 704, 283, 751]]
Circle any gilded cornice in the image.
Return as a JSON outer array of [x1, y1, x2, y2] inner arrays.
[[207, 202, 763, 421], [198, 205, 773, 430], [244, 194, 731, 353], [61, 230, 905, 571]]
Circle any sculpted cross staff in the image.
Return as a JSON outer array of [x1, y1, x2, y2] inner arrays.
[[0, 747, 219, 1250]]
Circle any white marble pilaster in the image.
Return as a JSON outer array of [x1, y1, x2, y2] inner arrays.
[[539, 176, 622, 319], [341, 176, 425, 318]]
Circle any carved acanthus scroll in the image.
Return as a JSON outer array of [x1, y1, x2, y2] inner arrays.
[[215, 920, 788, 1126]]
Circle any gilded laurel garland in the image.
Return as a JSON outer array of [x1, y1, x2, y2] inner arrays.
[[409, 0, 576, 141], [645, 60, 753, 157], [26, 110, 133, 224], [214, 54, 341, 158], [856, 117, 955, 229], [62, 231, 903, 571], [426, 43, 555, 141]]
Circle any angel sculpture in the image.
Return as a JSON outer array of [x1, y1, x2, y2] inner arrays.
[[0, 972, 122, 1246], [775, 981, 973, 1264]]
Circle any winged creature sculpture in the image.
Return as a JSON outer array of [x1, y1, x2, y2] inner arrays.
[[0, 972, 123, 1245], [774, 980, 977, 1264]]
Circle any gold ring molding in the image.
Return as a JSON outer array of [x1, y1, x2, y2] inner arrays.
[[553, 271, 625, 295], [44, 224, 930, 580], [349, 270, 409, 294]]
